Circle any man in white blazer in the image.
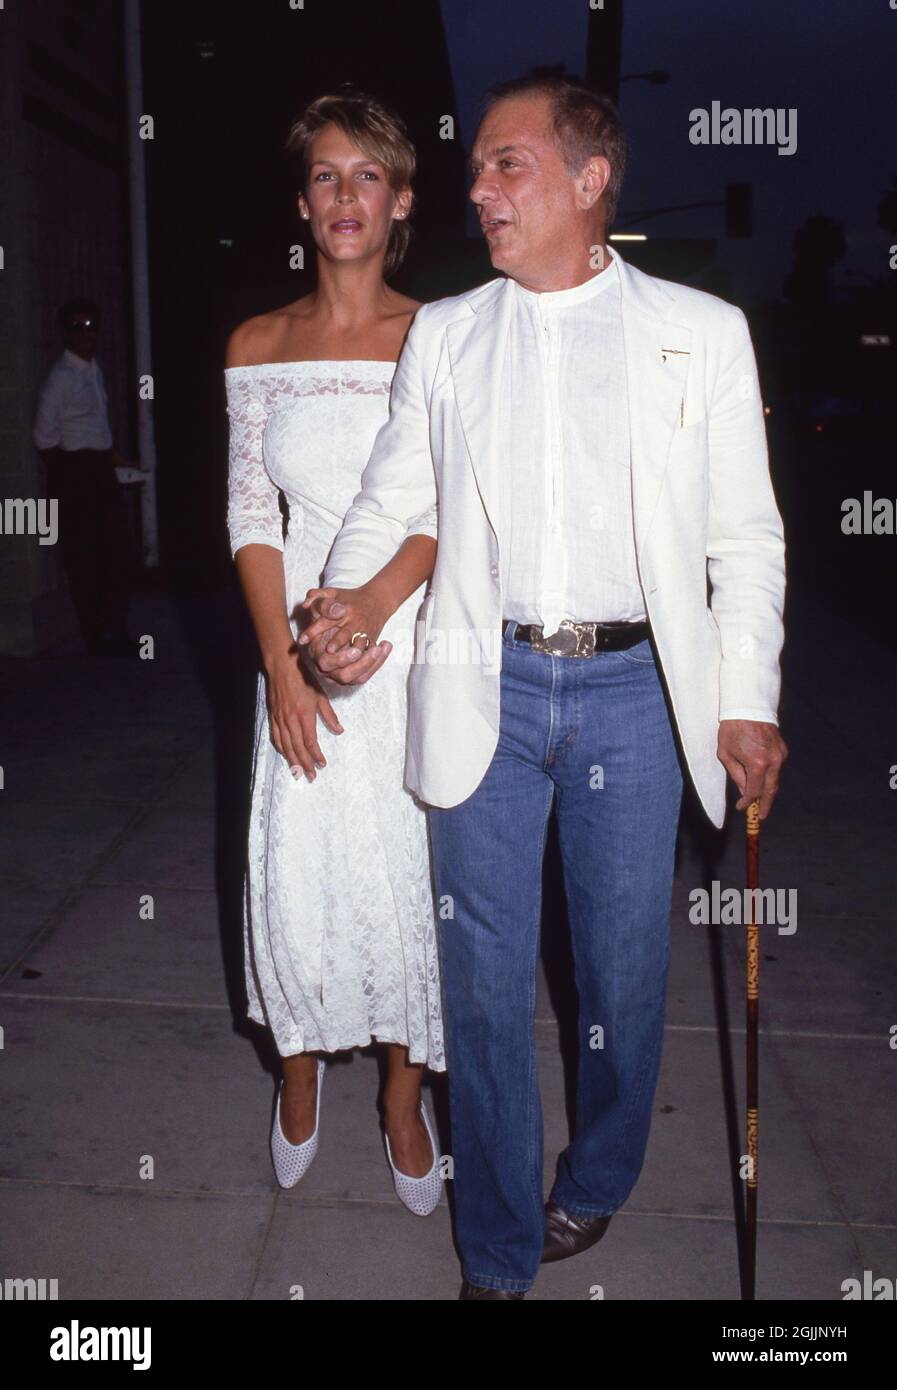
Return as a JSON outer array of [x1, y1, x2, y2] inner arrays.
[[303, 72, 787, 1298]]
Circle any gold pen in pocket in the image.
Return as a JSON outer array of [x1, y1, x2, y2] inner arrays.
[[660, 347, 690, 427]]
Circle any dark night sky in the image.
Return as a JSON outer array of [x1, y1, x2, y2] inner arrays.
[[441, 0, 589, 238], [441, 0, 897, 301]]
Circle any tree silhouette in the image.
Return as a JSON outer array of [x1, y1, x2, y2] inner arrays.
[[783, 214, 847, 308], [877, 177, 897, 238]]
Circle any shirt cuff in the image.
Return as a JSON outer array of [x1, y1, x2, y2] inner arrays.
[[404, 518, 438, 540], [719, 708, 779, 726]]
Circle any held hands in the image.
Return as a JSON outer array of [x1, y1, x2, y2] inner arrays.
[[717, 720, 788, 819], [298, 585, 393, 685]]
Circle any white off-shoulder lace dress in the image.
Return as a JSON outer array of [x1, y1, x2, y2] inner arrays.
[[225, 360, 445, 1070]]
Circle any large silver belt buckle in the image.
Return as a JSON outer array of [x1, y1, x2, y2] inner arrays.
[[530, 619, 597, 658]]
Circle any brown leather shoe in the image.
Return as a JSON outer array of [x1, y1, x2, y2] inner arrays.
[[541, 1200, 612, 1263], [459, 1279, 525, 1299]]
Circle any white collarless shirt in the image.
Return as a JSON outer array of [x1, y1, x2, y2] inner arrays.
[[33, 348, 113, 453], [499, 252, 646, 635]]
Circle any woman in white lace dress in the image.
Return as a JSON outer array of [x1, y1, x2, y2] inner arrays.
[[225, 92, 443, 1211]]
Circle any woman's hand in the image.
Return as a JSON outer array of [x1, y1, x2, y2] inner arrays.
[[264, 655, 343, 782], [297, 585, 393, 685]]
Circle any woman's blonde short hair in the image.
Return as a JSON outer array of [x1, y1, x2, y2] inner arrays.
[[286, 89, 416, 277]]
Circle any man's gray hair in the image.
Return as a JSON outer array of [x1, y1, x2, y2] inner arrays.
[[482, 68, 627, 227]]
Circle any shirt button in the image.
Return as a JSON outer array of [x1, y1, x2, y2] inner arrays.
[[490, 564, 499, 578]]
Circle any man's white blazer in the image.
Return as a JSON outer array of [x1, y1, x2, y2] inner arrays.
[[323, 247, 785, 828]]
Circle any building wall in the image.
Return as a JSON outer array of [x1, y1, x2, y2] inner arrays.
[[0, 0, 131, 655], [142, 0, 468, 589]]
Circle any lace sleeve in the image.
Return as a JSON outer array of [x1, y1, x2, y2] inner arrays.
[[225, 370, 285, 558]]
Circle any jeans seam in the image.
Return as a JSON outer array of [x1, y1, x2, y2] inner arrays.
[[550, 682, 681, 1220], [544, 655, 557, 770], [596, 958, 668, 1210], [526, 781, 555, 1247], [551, 1029, 660, 1221]]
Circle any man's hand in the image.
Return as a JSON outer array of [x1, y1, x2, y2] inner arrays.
[[297, 586, 392, 686], [717, 720, 788, 819]]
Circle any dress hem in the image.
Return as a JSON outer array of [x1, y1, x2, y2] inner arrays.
[[246, 1006, 446, 1072]]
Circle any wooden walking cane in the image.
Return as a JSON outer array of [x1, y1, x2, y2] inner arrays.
[[744, 797, 761, 1300]]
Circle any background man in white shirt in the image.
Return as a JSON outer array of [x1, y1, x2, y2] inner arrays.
[[34, 299, 140, 656], [302, 71, 787, 1298]]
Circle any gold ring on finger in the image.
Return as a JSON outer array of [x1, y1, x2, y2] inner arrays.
[[350, 630, 372, 651]]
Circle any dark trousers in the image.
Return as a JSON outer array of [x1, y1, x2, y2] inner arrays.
[[46, 448, 136, 648]]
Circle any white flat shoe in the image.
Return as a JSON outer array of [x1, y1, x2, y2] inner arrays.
[[383, 1098, 443, 1216], [271, 1058, 325, 1188]]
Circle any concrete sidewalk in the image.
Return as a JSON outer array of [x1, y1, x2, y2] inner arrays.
[[1, 581, 894, 1300]]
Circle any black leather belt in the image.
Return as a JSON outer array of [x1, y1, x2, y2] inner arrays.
[[502, 617, 650, 658]]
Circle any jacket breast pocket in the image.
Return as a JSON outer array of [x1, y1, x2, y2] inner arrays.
[[671, 413, 708, 445], [669, 415, 709, 471]]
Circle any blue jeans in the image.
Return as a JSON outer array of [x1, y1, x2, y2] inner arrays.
[[427, 623, 683, 1292]]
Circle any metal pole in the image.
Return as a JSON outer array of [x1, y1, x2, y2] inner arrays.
[[124, 0, 159, 566]]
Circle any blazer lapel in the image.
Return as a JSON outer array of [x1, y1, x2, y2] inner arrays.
[[614, 249, 693, 557], [445, 277, 515, 540]]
